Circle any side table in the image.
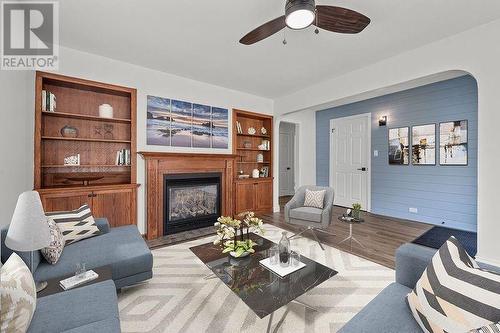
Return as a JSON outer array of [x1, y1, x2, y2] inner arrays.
[[37, 265, 113, 298], [337, 216, 366, 249]]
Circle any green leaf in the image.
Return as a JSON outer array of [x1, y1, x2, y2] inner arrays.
[[234, 247, 245, 257], [222, 247, 232, 253]]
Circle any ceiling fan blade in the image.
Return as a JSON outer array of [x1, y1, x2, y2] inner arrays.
[[240, 16, 286, 45], [315, 5, 370, 34]]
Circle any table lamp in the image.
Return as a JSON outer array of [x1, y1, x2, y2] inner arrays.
[[5, 191, 50, 292]]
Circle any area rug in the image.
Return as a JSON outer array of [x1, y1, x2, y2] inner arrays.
[[118, 224, 394, 333], [412, 226, 477, 256]]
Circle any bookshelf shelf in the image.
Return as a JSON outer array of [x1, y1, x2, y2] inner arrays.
[[41, 111, 132, 123], [41, 136, 132, 144], [41, 164, 131, 168], [236, 133, 271, 139], [236, 161, 271, 164], [236, 148, 270, 151]]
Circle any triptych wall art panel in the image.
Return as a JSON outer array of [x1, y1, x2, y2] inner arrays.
[[439, 120, 468, 165], [146, 95, 228, 149], [388, 127, 409, 165], [388, 120, 467, 166], [412, 124, 436, 165]]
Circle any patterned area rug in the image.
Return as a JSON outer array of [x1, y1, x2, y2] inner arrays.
[[118, 225, 394, 333]]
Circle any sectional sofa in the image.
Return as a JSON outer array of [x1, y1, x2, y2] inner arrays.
[[1, 218, 153, 333], [339, 243, 500, 332]]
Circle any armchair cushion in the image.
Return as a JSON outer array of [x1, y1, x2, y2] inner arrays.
[[289, 207, 323, 223]]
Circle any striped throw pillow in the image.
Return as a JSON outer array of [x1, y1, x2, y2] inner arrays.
[[469, 323, 500, 333], [303, 189, 325, 209], [407, 237, 500, 333], [46, 204, 100, 246]]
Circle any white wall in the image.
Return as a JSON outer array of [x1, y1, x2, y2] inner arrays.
[[0, 71, 35, 227], [273, 18, 500, 265], [15, 46, 273, 234]]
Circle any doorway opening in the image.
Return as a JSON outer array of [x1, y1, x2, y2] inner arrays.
[[279, 122, 297, 203]]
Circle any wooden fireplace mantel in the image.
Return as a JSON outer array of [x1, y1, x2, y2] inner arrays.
[[138, 152, 237, 240]]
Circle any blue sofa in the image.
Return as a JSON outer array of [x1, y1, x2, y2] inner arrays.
[[339, 243, 500, 332], [1, 218, 153, 333]]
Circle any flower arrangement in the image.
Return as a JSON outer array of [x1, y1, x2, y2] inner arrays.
[[213, 211, 264, 258]]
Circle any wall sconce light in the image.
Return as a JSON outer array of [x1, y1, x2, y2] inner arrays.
[[378, 116, 387, 126]]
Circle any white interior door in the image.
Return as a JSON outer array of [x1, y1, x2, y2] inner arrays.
[[330, 114, 371, 210], [279, 131, 294, 196]]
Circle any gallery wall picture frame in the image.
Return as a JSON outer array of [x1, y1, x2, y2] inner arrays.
[[439, 120, 468, 166], [411, 123, 436, 166], [388, 127, 410, 165]]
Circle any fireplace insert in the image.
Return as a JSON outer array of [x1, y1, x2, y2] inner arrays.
[[163, 173, 221, 235]]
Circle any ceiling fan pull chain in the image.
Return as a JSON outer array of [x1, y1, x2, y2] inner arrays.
[[283, 29, 287, 45], [315, 8, 319, 34]]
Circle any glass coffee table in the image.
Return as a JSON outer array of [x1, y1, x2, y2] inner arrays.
[[190, 233, 337, 332]]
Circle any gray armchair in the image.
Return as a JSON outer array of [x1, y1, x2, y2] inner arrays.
[[284, 185, 335, 250]]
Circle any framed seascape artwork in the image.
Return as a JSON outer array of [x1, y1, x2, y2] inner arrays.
[[412, 124, 436, 165], [388, 127, 409, 165], [146, 95, 229, 149], [439, 120, 468, 165]]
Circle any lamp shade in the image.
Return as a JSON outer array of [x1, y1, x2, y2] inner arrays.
[[5, 191, 50, 251]]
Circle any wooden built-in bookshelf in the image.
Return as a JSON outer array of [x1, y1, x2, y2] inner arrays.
[[232, 109, 273, 214], [34, 71, 138, 227]]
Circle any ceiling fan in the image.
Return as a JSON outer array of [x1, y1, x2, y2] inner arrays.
[[239, 0, 370, 45]]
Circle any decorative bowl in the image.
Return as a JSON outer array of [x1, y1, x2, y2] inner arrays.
[[247, 127, 256, 135], [60, 125, 78, 138], [230, 251, 250, 258]]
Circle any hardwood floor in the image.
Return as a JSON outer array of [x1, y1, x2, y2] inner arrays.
[[146, 195, 432, 270], [264, 197, 432, 269]]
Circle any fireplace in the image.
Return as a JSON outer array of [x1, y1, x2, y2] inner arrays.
[[163, 173, 221, 235]]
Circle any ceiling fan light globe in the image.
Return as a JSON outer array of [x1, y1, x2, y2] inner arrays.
[[285, 0, 316, 30], [285, 9, 315, 30]]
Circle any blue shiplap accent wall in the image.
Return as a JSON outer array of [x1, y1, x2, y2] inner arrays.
[[316, 75, 478, 231]]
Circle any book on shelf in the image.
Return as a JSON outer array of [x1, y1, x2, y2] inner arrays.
[[116, 149, 131, 166], [236, 121, 243, 134], [41, 90, 56, 112], [260, 139, 270, 150]]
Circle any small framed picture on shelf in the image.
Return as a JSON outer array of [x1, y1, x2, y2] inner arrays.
[[260, 166, 269, 178]]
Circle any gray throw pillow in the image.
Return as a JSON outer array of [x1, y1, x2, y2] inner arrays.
[[303, 189, 326, 209], [41, 218, 65, 264]]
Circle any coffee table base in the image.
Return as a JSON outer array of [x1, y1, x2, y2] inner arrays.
[[266, 299, 318, 333]]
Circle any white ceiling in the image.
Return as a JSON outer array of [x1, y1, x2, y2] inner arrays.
[[59, 0, 500, 98]]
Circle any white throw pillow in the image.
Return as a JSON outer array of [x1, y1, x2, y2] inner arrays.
[[46, 204, 100, 246], [41, 218, 65, 264], [303, 189, 326, 209], [0, 253, 37, 333]]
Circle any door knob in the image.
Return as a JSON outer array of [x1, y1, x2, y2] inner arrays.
[[286, 167, 291, 170], [357, 167, 367, 171]]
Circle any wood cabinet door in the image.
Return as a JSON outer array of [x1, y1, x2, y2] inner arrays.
[[92, 188, 136, 227], [40, 191, 92, 212], [255, 181, 273, 212], [235, 182, 255, 214]]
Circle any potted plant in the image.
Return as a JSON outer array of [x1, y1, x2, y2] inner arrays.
[[213, 211, 264, 258], [352, 203, 362, 220]]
